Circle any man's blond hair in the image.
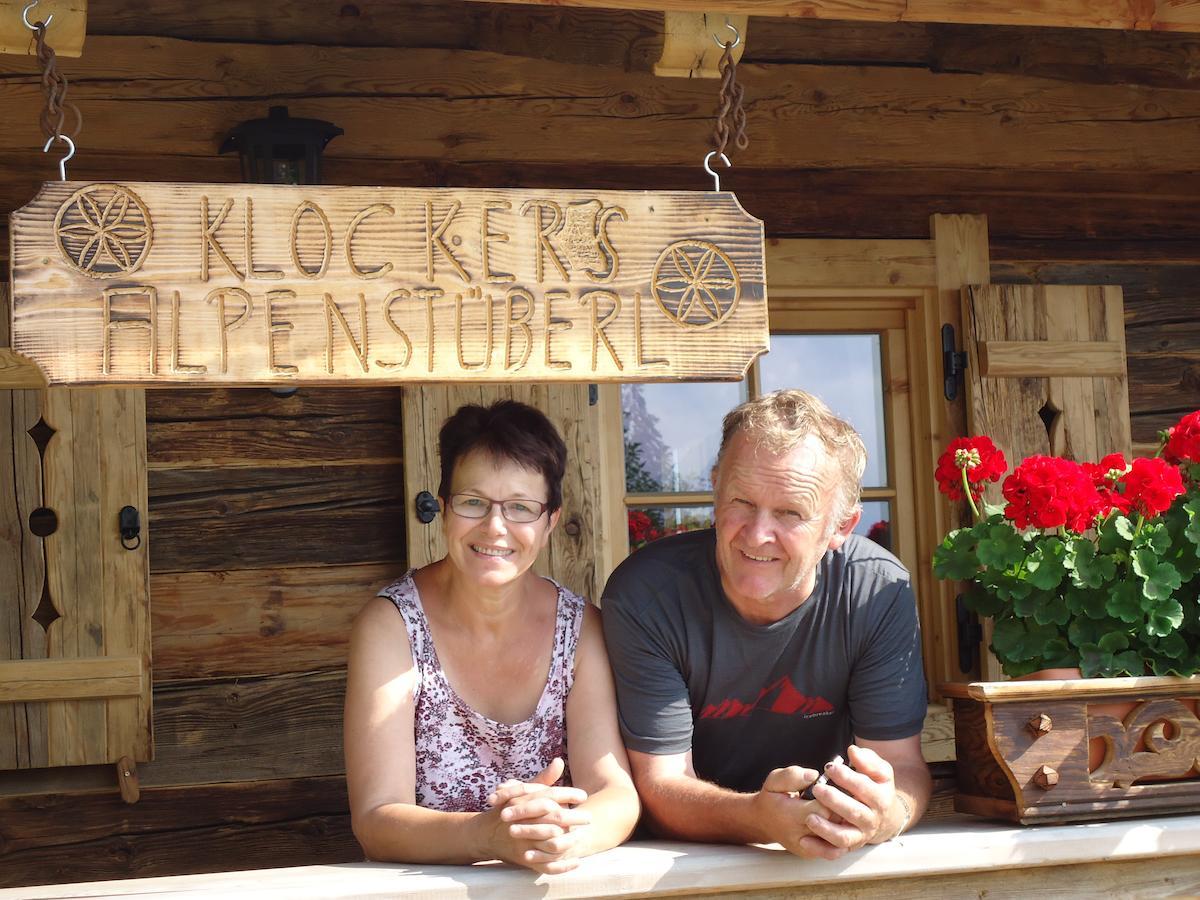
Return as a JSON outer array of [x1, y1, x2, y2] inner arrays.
[[715, 389, 867, 526]]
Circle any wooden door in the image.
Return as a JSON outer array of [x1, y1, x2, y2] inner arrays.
[[0, 285, 152, 768], [962, 283, 1131, 679], [402, 384, 604, 602]]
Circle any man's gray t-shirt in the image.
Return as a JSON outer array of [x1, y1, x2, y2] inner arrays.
[[602, 529, 926, 793]]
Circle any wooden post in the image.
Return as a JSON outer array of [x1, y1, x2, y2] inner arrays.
[[930, 214, 995, 682], [0, 0, 86, 57]]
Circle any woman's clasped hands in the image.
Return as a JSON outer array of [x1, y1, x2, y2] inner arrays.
[[483, 758, 592, 875]]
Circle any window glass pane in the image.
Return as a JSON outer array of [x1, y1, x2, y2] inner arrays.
[[855, 500, 892, 552], [622, 383, 745, 493], [758, 334, 887, 487], [628, 505, 714, 551]]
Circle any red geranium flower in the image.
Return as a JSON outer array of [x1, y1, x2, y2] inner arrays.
[[1120, 457, 1185, 518], [935, 436, 1007, 502], [1002, 456, 1102, 532], [1164, 411, 1200, 466], [1082, 452, 1131, 516]]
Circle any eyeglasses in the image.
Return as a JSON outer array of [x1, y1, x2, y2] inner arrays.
[[448, 493, 548, 524]]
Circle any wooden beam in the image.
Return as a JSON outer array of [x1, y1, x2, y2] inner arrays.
[[0, 657, 143, 703], [979, 339, 1126, 377], [654, 12, 747, 78], [1, 37, 1198, 172], [469, 0, 1200, 33], [0, 0, 85, 57]]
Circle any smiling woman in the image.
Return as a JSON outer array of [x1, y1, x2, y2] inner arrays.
[[343, 400, 639, 874]]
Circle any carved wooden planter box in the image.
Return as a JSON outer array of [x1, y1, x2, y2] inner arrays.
[[941, 676, 1200, 824]]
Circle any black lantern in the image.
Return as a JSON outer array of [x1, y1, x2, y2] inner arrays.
[[219, 106, 343, 185]]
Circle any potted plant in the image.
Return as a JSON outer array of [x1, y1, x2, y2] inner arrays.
[[933, 410, 1200, 824]]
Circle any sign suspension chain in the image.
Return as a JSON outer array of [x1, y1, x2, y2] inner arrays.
[[23, 0, 81, 180], [703, 21, 749, 192]]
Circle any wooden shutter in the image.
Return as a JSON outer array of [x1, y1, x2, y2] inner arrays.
[[1, 285, 152, 768], [962, 283, 1131, 474], [402, 384, 603, 603], [961, 283, 1131, 680]]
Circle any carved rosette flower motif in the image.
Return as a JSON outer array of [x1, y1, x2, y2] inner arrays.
[[651, 240, 741, 329], [54, 183, 153, 278]]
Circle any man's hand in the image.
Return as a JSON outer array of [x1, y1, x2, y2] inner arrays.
[[798, 744, 901, 859], [482, 758, 593, 875], [750, 765, 833, 856]]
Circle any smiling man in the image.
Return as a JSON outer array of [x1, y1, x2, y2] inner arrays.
[[602, 389, 931, 858]]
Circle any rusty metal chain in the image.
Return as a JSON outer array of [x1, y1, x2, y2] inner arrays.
[[710, 40, 748, 160], [32, 20, 82, 146]]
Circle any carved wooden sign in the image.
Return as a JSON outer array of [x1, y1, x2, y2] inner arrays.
[[9, 182, 767, 386]]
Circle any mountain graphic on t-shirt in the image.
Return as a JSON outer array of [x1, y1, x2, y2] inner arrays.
[[699, 676, 834, 720]]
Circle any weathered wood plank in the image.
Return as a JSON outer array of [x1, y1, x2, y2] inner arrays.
[[0, 657, 141, 703], [470, 0, 1200, 33], [748, 19, 1200, 91], [150, 561, 406, 680], [0, 810, 358, 890], [978, 339, 1125, 377], [81, 1, 1200, 89], [1, 38, 1198, 170], [2, 160, 1198, 261], [142, 670, 345, 786], [89, 0, 664, 70], [147, 463, 406, 573], [0, 774, 350, 859], [145, 387, 405, 468]]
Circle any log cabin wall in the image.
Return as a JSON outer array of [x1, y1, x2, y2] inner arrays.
[[0, 1, 1197, 886]]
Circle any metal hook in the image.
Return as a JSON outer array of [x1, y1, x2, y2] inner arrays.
[[22, 1, 53, 30], [712, 21, 740, 49], [703, 150, 731, 191], [43, 134, 74, 181]]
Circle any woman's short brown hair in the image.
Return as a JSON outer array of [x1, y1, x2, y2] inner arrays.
[[437, 400, 568, 513]]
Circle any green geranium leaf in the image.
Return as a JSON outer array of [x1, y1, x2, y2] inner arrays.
[[1066, 539, 1117, 589], [1078, 642, 1108, 677], [1147, 598, 1185, 637], [1184, 495, 1200, 551], [963, 585, 1006, 618], [1135, 522, 1171, 556], [977, 524, 1025, 570], [1069, 615, 1125, 649], [1112, 650, 1144, 676], [1154, 631, 1188, 660], [1098, 631, 1130, 653], [1026, 539, 1067, 591], [986, 574, 1033, 603], [1133, 548, 1183, 601], [1012, 590, 1038, 618], [1032, 594, 1071, 627], [1041, 637, 1077, 669], [1106, 580, 1145, 624], [991, 617, 1024, 658], [992, 616, 1063, 664], [1098, 515, 1133, 554], [1080, 639, 1141, 677], [933, 529, 980, 581]]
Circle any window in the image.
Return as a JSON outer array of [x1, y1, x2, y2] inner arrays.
[[617, 306, 916, 577]]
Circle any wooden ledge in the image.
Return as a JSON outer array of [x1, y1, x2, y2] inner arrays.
[[7, 813, 1200, 899], [942, 676, 1200, 703]]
